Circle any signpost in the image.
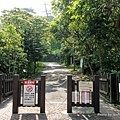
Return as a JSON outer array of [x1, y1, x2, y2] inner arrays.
[[80, 58, 83, 68], [80, 58, 83, 73], [23, 80, 36, 106]]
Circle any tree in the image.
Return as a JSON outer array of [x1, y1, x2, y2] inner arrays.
[[51, 0, 120, 75], [0, 8, 50, 75], [24, 16, 50, 74], [0, 24, 26, 74]]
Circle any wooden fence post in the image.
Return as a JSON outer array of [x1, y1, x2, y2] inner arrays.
[[18, 80, 21, 107], [38, 80, 41, 107], [67, 75, 72, 113], [40, 75, 45, 113], [2, 75, 5, 98], [116, 75, 119, 103], [0, 74, 2, 103], [94, 75, 100, 113], [110, 74, 117, 104], [13, 74, 19, 114]]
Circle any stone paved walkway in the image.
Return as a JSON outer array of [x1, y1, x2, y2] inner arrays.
[[0, 62, 120, 120]]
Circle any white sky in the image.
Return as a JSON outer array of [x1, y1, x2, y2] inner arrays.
[[0, 0, 52, 16]]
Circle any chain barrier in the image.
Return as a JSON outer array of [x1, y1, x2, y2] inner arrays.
[[51, 79, 67, 87]]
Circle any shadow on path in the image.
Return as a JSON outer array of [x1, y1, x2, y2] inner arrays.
[[10, 113, 48, 120], [0, 95, 12, 109]]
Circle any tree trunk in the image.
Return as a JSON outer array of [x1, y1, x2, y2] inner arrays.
[[33, 61, 36, 74], [73, 54, 75, 71], [87, 57, 94, 76]]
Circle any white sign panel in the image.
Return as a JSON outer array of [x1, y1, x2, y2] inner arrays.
[[72, 91, 79, 103], [80, 58, 83, 68], [81, 91, 90, 104], [23, 80, 36, 106], [79, 81, 93, 92]]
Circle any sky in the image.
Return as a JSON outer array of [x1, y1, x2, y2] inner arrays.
[[0, 0, 52, 16]]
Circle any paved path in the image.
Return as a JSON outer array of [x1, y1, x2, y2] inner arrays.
[[0, 62, 120, 120]]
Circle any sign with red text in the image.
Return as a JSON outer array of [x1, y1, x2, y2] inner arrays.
[[23, 80, 36, 106]]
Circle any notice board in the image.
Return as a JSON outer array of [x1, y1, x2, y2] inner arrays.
[[23, 80, 36, 106]]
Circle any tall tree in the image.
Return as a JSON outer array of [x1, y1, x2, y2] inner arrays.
[[0, 24, 26, 74], [24, 16, 50, 74], [0, 8, 50, 75]]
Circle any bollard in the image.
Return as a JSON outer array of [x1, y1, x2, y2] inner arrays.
[[38, 80, 41, 107], [40, 75, 46, 113], [13, 74, 19, 114], [67, 75, 72, 113], [94, 75, 100, 113]]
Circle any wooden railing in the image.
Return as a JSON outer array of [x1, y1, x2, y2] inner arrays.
[[99, 74, 119, 104], [99, 74, 110, 100], [0, 73, 13, 103]]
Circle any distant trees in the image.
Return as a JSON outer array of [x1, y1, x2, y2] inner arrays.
[[0, 8, 50, 76]]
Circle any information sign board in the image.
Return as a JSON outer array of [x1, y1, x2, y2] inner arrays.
[[79, 81, 93, 91], [23, 80, 36, 106]]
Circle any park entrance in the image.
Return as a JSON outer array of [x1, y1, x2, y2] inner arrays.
[[12, 74, 99, 115]]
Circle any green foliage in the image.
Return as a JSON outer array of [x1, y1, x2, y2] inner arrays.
[[36, 62, 45, 73], [111, 70, 120, 76], [24, 16, 50, 62], [22, 62, 45, 79], [0, 8, 50, 77], [0, 24, 26, 74], [51, 0, 120, 75]]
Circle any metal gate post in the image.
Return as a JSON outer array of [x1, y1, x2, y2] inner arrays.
[[13, 74, 19, 114], [94, 75, 100, 113], [0, 74, 2, 103], [67, 75, 72, 113], [40, 75, 46, 113]]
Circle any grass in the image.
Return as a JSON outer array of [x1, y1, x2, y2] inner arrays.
[[63, 64, 93, 81]]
